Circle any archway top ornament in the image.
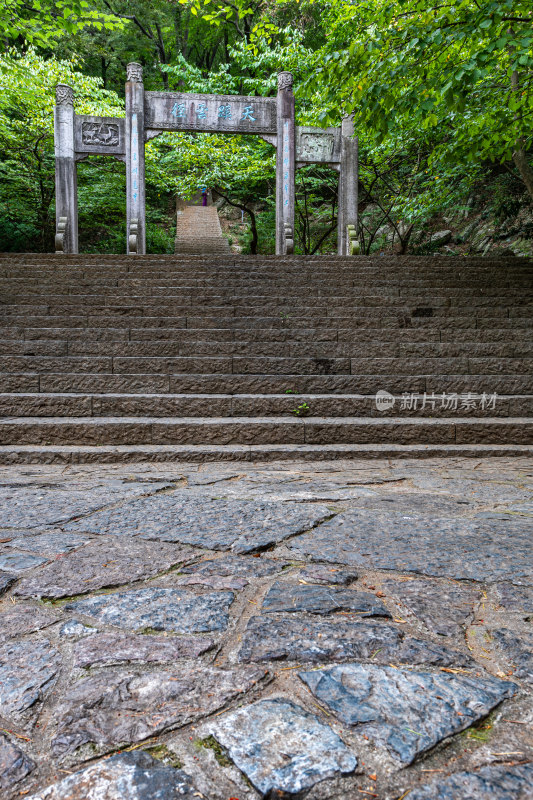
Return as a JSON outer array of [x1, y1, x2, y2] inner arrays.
[[56, 84, 74, 106], [277, 72, 294, 91], [127, 62, 143, 82]]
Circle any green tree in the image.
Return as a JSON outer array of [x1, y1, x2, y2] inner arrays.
[[0, 50, 122, 250], [303, 0, 533, 200]]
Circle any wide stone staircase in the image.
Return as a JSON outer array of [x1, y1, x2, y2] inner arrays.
[[0, 253, 531, 463]]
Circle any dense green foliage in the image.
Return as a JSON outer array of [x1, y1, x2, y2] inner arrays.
[[0, 0, 531, 253]]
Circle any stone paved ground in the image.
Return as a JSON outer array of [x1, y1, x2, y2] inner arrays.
[[0, 457, 531, 800]]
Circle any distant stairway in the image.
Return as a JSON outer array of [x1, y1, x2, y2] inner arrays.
[[175, 206, 230, 255], [0, 253, 532, 463]]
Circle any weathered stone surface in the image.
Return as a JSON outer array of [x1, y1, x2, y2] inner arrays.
[[494, 583, 533, 613], [65, 495, 330, 553], [0, 734, 34, 793], [298, 564, 358, 585], [59, 619, 97, 639], [407, 763, 533, 799], [181, 553, 289, 578], [177, 574, 248, 591], [299, 664, 516, 765], [0, 604, 59, 642], [0, 570, 16, 595], [288, 511, 533, 583], [492, 628, 533, 682], [0, 552, 48, 572], [380, 578, 481, 636], [0, 640, 60, 724], [66, 587, 234, 633], [73, 631, 214, 667], [6, 531, 91, 556], [238, 615, 470, 666], [211, 698, 357, 796], [27, 751, 198, 799], [262, 581, 391, 617], [14, 538, 197, 599], [51, 665, 267, 763], [351, 491, 476, 515], [0, 481, 171, 528]]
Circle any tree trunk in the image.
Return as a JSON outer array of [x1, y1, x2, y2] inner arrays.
[[513, 144, 533, 202], [510, 68, 533, 202]]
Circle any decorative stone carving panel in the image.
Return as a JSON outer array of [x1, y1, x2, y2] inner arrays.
[[296, 126, 342, 164], [82, 122, 120, 147], [74, 116, 125, 156]]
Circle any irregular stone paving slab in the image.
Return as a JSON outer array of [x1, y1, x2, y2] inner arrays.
[[211, 698, 357, 796], [66, 587, 235, 634], [238, 615, 470, 667], [59, 619, 97, 639], [288, 511, 533, 583], [0, 639, 60, 725], [177, 574, 249, 591], [494, 583, 533, 613], [299, 664, 516, 765], [51, 665, 267, 763], [351, 492, 476, 515], [65, 495, 331, 554], [201, 480, 376, 502], [0, 552, 48, 572], [0, 733, 35, 793], [380, 578, 481, 636], [407, 763, 533, 799], [27, 751, 198, 800], [299, 564, 358, 585], [14, 538, 197, 599], [0, 604, 59, 642], [6, 531, 91, 556], [73, 631, 214, 667], [0, 570, 16, 595], [492, 628, 533, 682], [181, 553, 288, 577], [261, 581, 391, 618], [0, 482, 171, 528]]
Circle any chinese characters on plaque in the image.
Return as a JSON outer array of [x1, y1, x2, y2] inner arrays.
[[144, 92, 276, 134]]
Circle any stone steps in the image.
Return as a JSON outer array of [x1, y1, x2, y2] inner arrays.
[[1, 339, 531, 358], [0, 355, 531, 376], [1, 393, 531, 418], [0, 442, 530, 464], [175, 206, 231, 255], [0, 416, 530, 446], [3, 373, 531, 395], [0, 253, 531, 461]]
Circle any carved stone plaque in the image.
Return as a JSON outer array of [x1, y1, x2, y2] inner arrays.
[[299, 133, 335, 161], [74, 116, 125, 156], [144, 92, 277, 135], [82, 122, 120, 147], [296, 126, 342, 164]]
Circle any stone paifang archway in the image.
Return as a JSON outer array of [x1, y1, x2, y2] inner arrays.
[[54, 64, 358, 256]]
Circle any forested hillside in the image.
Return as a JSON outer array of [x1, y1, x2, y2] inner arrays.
[[1, 0, 532, 255]]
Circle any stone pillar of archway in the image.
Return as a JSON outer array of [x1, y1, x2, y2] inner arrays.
[[276, 72, 296, 255], [338, 115, 358, 255], [54, 85, 78, 254], [126, 63, 146, 254]]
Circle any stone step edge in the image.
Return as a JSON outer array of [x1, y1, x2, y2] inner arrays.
[[1, 415, 530, 425], [0, 443, 531, 464]]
